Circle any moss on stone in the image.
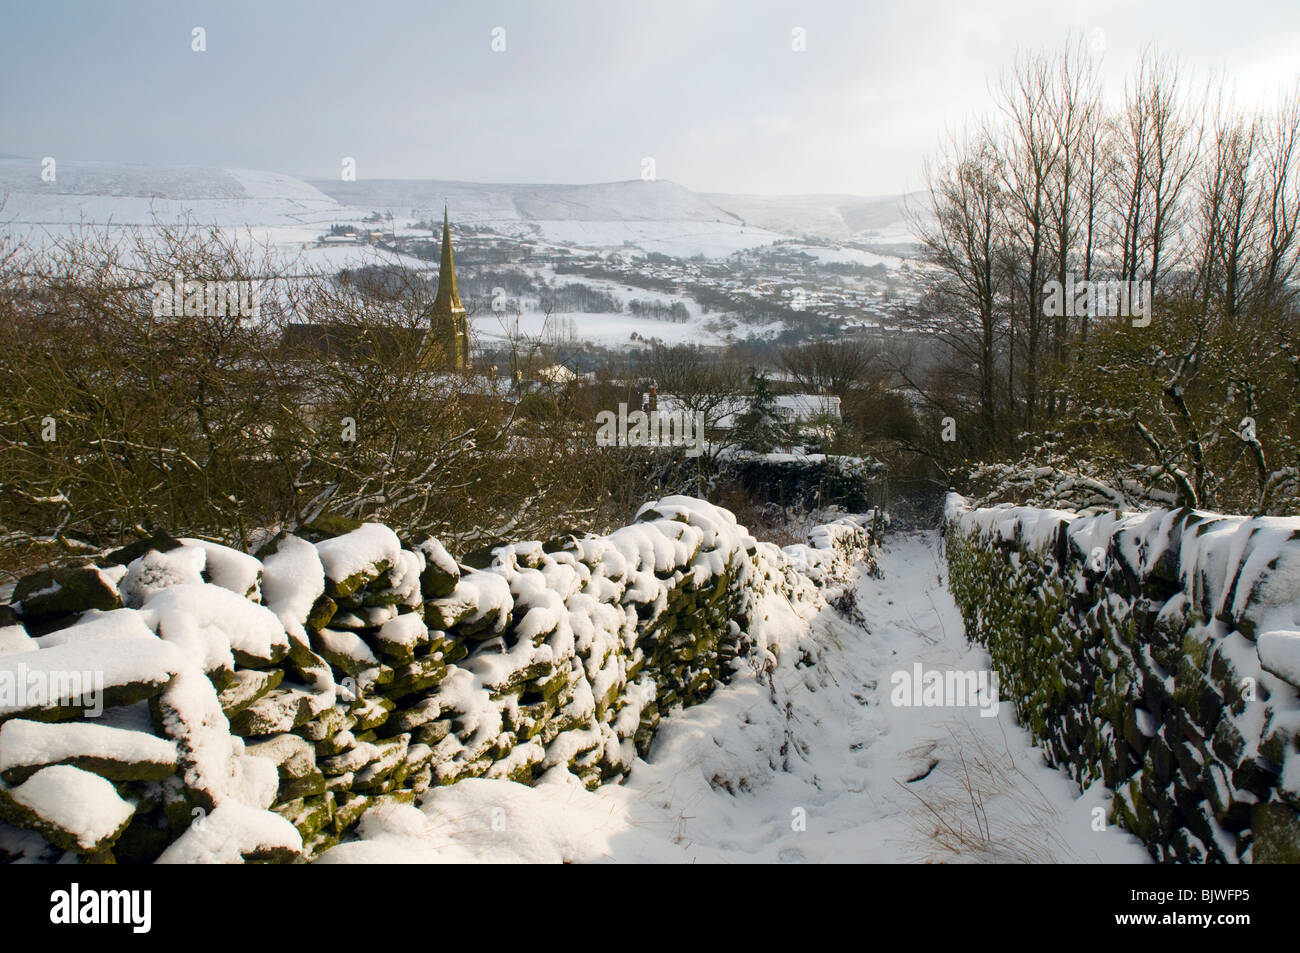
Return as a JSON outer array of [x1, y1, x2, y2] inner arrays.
[[295, 513, 365, 543], [1251, 801, 1300, 863], [13, 567, 123, 626]]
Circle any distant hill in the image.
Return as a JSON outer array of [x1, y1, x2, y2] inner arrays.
[[704, 191, 922, 244], [309, 177, 742, 225], [0, 158, 920, 246], [0, 159, 341, 227], [310, 177, 920, 244]]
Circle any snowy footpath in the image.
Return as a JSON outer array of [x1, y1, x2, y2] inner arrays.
[[318, 532, 1150, 863]]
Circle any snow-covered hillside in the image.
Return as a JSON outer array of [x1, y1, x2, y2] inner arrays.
[[0, 159, 343, 228], [0, 158, 916, 247], [703, 190, 923, 245], [311, 176, 921, 247], [311, 177, 736, 224]]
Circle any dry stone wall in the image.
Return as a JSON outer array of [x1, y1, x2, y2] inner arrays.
[[0, 496, 874, 863], [945, 495, 1300, 863]]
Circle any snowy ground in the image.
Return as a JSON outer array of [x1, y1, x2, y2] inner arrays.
[[322, 531, 1151, 864]]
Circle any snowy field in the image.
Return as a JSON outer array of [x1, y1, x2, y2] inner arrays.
[[317, 532, 1150, 864], [471, 268, 738, 347], [472, 310, 727, 347], [501, 219, 788, 259]]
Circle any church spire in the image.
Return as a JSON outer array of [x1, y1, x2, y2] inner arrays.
[[434, 205, 463, 315], [428, 205, 469, 369]]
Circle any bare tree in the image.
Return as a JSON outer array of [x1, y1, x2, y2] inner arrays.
[[1043, 39, 1105, 398], [990, 49, 1061, 429], [776, 339, 880, 401], [910, 131, 1009, 448], [1107, 49, 1201, 288], [643, 345, 746, 464]]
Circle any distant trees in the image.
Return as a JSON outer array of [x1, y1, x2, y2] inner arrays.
[[0, 225, 726, 577], [626, 298, 690, 322], [0, 223, 293, 557], [538, 282, 620, 314], [909, 38, 1300, 514], [777, 338, 879, 403]]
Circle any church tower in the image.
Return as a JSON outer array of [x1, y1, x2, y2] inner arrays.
[[427, 207, 469, 369]]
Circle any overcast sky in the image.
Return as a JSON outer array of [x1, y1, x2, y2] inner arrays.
[[2, 0, 1299, 196]]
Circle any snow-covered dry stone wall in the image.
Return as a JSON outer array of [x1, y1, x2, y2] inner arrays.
[[945, 494, 1300, 863], [0, 497, 874, 863]]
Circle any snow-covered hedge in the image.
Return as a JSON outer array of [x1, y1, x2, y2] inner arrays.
[[944, 494, 1300, 863], [0, 497, 875, 863]]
